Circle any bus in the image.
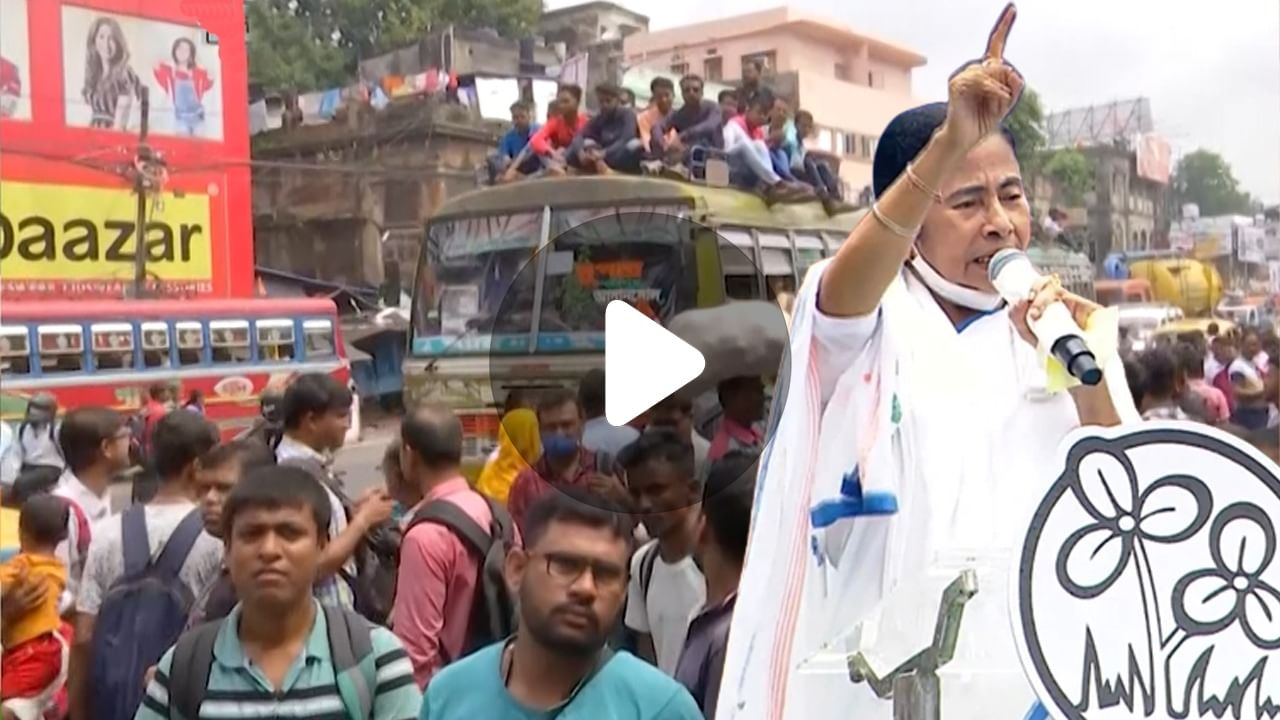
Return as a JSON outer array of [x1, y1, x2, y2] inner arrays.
[[404, 175, 866, 475], [0, 298, 355, 441]]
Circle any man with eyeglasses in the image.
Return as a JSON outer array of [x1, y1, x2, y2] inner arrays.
[[420, 488, 702, 719]]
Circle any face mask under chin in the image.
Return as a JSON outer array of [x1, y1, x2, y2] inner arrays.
[[909, 252, 1004, 313]]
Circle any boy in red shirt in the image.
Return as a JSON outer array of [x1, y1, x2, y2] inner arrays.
[[526, 84, 589, 177]]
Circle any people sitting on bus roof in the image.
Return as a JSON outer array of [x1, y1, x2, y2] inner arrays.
[[649, 74, 723, 177], [718, 89, 737, 125], [525, 83, 589, 178], [636, 77, 675, 160], [722, 90, 814, 204], [490, 101, 541, 185], [566, 83, 643, 175], [738, 58, 765, 106], [789, 110, 851, 212], [765, 97, 803, 184]]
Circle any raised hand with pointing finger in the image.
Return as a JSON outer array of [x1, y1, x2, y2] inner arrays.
[[944, 3, 1025, 151], [817, 2, 1035, 320]]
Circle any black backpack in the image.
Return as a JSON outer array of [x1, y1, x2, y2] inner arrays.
[[404, 497, 517, 662], [87, 507, 204, 720], [619, 541, 662, 654], [279, 455, 401, 625], [169, 606, 378, 720]]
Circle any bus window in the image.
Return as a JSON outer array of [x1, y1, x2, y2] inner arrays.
[[303, 320, 336, 358], [176, 322, 205, 366], [823, 232, 848, 257], [91, 323, 136, 371], [257, 319, 297, 362], [210, 320, 251, 364], [141, 322, 171, 368], [794, 233, 824, 281], [0, 326, 31, 376], [719, 228, 759, 300], [758, 232, 795, 301], [415, 212, 544, 343], [543, 207, 691, 333], [37, 325, 84, 374]]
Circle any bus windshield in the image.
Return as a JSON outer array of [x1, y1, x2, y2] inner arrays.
[[413, 212, 543, 354], [412, 205, 692, 356]]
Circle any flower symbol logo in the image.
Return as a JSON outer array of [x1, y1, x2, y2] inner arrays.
[[1056, 447, 1213, 599], [1171, 502, 1280, 650]]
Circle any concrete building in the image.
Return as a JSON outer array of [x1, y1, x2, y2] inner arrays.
[[1041, 100, 1171, 264], [622, 7, 925, 194], [358, 27, 561, 81], [540, 2, 650, 108], [1083, 143, 1163, 258], [251, 99, 495, 290]]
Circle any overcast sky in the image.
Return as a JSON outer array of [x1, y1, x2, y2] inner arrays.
[[548, 0, 1280, 203]]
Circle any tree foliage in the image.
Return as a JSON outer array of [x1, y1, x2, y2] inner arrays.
[[1043, 149, 1091, 205], [1005, 87, 1046, 176], [247, 1, 349, 92], [1172, 149, 1254, 217], [247, 0, 543, 92]]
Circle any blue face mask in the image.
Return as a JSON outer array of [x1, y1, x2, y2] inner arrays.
[[541, 433, 580, 459]]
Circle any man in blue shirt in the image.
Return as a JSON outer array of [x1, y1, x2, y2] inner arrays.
[[421, 488, 702, 719], [491, 101, 542, 184]]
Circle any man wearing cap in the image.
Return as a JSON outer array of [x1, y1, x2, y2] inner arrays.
[[1, 395, 64, 496]]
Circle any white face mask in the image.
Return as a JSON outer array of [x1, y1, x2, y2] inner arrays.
[[909, 253, 1003, 312]]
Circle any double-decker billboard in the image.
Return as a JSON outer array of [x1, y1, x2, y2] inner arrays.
[[0, 0, 252, 298]]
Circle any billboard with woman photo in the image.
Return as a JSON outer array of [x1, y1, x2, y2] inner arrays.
[[0, 0, 251, 300], [61, 4, 223, 140], [0, 0, 32, 121]]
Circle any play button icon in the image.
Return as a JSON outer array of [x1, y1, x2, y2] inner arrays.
[[604, 300, 705, 427]]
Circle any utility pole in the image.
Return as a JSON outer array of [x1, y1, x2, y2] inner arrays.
[[131, 86, 153, 299]]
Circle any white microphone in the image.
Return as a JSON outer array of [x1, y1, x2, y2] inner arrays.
[[988, 248, 1103, 386]]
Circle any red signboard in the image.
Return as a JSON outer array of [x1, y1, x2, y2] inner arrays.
[[0, 0, 253, 298]]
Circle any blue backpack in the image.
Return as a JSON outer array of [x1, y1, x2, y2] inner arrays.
[[88, 506, 204, 720]]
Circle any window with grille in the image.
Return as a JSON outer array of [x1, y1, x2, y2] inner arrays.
[[704, 57, 723, 81]]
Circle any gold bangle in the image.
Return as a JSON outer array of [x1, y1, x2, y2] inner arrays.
[[904, 163, 943, 203], [870, 202, 918, 239]]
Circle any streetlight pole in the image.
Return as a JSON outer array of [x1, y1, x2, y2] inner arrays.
[[132, 86, 152, 299]]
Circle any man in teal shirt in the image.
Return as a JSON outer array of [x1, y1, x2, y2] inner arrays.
[[135, 465, 421, 720], [421, 488, 702, 719]]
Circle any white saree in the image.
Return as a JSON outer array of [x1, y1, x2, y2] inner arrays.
[[717, 259, 1139, 720]]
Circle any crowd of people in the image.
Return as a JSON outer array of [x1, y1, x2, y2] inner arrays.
[[0, 367, 768, 720], [1123, 322, 1280, 452], [485, 61, 853, 214]]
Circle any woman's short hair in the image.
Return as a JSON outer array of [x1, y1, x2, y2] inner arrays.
[[872, 102, 1018, 199]]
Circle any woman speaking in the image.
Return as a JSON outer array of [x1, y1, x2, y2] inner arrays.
[[718, 6, 1139, 719]]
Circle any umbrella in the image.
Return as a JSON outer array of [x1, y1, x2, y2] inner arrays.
[[666, 300, 790, 399]]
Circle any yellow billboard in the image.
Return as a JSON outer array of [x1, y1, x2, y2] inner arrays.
[[0, 180, 212, 280]]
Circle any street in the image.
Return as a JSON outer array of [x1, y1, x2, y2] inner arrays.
[[334, 421, 400, 496]]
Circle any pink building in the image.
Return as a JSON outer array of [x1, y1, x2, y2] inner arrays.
[[623, 7, 926, 195]]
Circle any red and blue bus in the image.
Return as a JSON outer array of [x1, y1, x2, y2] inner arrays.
[[0, 298, 356, 440]]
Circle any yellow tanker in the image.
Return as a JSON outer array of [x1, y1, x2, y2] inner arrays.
[[1127, 258, 1223, 316]]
